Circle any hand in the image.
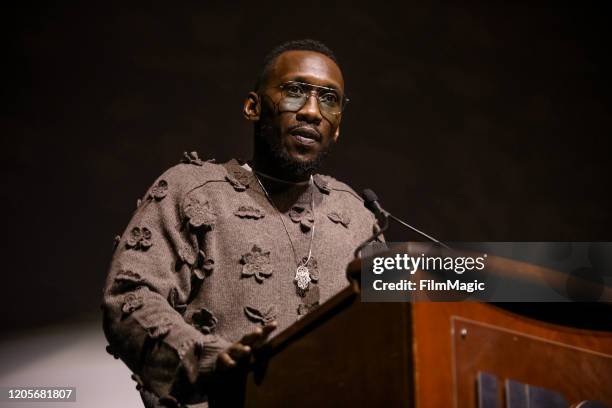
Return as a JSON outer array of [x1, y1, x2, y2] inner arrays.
[[216, 322, 277, 372]]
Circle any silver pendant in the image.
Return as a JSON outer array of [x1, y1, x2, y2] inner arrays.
[[295, 265, 311, 291]]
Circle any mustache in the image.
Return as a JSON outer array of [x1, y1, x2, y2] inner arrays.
[[287, 123, 322, 138]]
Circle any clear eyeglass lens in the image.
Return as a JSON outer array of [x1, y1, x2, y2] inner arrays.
[[279, 82, 342, 119]]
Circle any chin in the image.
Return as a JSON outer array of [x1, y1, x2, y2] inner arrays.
[[286, 150, 319, 164], [255, 127, 331, 177]]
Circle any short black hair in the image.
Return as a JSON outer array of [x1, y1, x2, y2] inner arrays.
[[254, 39, 339, 91]]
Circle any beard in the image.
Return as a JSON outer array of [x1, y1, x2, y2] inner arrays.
[[253, 121, 333, 180]]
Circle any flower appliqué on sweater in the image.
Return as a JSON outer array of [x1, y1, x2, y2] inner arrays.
[[328, 211, 350, 228], [105, 344, 119, 359], [234, 205, 265, 219], [113, 235, 121, 250], [298, 285, 320, 315], [184, 197, 216, 229], [131, 374, 144, 390], [149, 179, 168, 200], [191, 308, 218, 334], [240, 245, 273, 283], [178, 245, 197, 266], [244, 305, 278, 325], [313, 175, 331, 194], [297, 302, 320, 316], [125, 227, 152, 250], [225, 167, 252, 192], [121, 292, 144, 316], [182, 151, 205, 166], [289, 205, 314, 232]]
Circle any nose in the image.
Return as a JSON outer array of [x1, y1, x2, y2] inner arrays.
[[296, 93, 323, 124]]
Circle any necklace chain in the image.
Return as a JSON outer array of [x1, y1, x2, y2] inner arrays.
[[253, 169, 312, 186], [253, 172, 315, 270]]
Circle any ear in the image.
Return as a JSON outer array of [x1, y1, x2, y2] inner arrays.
[[333, 124, 341, 143], [243, 92, 261, 121]]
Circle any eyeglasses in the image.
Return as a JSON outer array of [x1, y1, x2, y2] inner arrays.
[[273, 81, 349, 122]]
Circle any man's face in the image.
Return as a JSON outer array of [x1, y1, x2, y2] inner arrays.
[[256, 50, 345, 174]]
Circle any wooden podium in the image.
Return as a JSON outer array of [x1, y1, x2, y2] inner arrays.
[[227, 256, 612, 407]]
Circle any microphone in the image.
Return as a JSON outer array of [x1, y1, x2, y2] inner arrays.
[[361, 188, 450, 249], [362, 189, 387, 217], [353, 189, 389, 258]]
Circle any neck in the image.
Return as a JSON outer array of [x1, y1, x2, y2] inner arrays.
[[251, 165, 314, 211], [250, 153, 314, 183]]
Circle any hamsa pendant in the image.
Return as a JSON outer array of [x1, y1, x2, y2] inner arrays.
[[295, 265, 311, 291]]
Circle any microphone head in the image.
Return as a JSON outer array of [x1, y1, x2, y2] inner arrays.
[[362, 188, 379, 211]]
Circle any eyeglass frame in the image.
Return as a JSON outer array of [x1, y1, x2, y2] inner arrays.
[[263, 80, 350, 122]]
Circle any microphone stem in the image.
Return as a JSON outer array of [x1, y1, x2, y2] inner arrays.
[[386, 213, 450, 249], [353, 212, 389, 259]]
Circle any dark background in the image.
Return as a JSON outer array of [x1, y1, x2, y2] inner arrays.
[[2, 1, 611, 332]]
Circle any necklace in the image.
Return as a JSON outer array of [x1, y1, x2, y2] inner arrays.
[[253, 169, 312, 186], [253, 172, 316, 293]]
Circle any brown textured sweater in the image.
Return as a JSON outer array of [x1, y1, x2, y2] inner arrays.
[[102, 155, 379, 406]]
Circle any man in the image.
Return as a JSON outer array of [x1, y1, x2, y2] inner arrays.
[[102, 39, 380, 407]]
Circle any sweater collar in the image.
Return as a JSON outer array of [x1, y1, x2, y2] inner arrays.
[[229, 159, 332, 195]]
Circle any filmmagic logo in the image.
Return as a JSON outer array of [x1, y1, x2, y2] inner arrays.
[[372, 279, 486, 293], [371, 253, 487, 275], [369, 252, 489, 296]]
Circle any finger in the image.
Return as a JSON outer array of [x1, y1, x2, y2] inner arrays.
[[217, 352, 236, 371], [227, 343, 251, 361], [250, 321, 278, 349], [240, 327, 264, 346], [261, 321, 277, 336]]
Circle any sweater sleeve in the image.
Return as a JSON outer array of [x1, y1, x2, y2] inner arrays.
[[102, 168, 231, 404]]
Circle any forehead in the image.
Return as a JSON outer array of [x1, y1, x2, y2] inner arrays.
[[268, 50, 344, 91]]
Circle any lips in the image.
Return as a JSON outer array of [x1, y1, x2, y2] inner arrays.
[[289, 126, 321, 146]]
